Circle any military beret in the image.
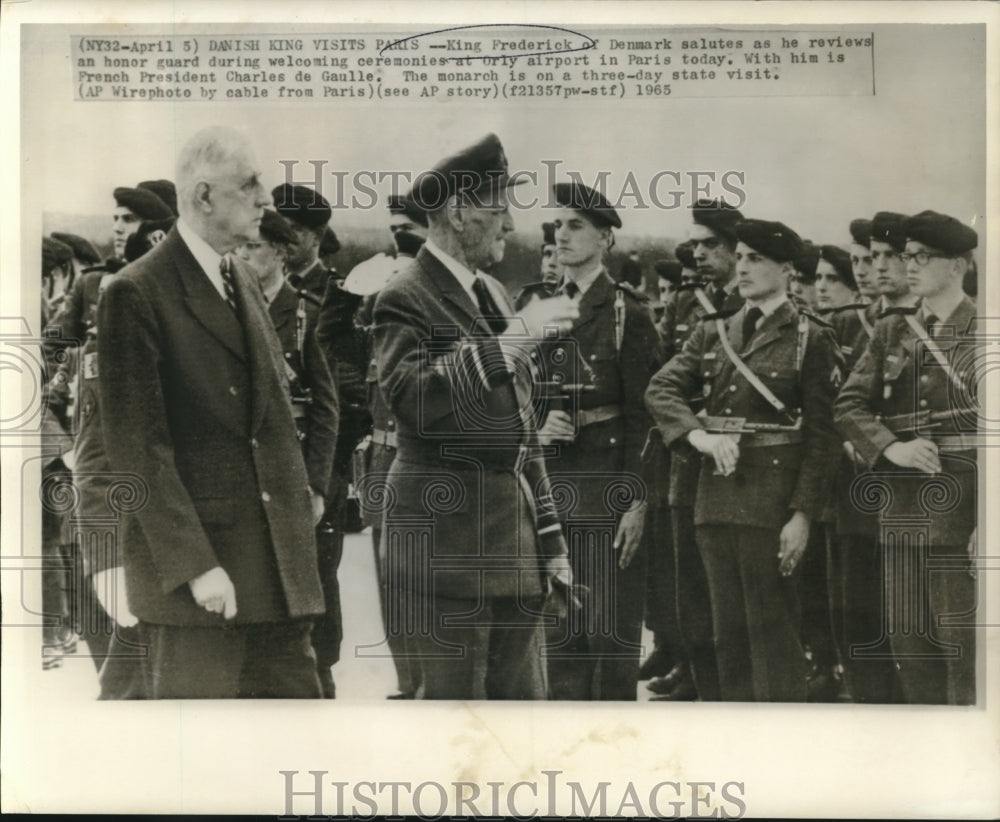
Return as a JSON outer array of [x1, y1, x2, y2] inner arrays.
[[674, 239, 697, 269], [271, 184, 332, 229], [848, 218, 872, 247], [541, 221, 556, 247], [113, 186, 174, 221], [411, 133, 524, 211], [870, 211, 908, 252], [138, 179, 178, 216], [818, 244, 855, 290], [387, 192, 428, 227], [258, 209, 297, 246], [124, 218, 176, 262], [734, 218, 804, 263], [319, 225, 341, 256], [794, 241, 820, 282], [654, 259, 682, 286], [552, 181, 621, 229], [50, 232, 101, 264], [690, 198, 744, 243], [42, 237, 73, 274], [394, 229, 425, 258], [903, 210, 977, 254]]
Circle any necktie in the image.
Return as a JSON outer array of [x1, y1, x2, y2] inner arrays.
[[924, 313, 939, 338], [220, 256, 237, 313], [712, 286, 728, 312], [742, 306, 763, 350], [563, 281, 579, 299], [472, 277, 508, 335]]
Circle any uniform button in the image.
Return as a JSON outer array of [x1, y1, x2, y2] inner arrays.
[[724, 408, 732, 415], [773, 458, 780, 465], [729, 385, 737, 392], [919, 399, 928, 408], [920, 375, 929, 383], [770, 371, 778, 378], [704, 371, 711, 377], [229, 385, 238, 396], [590, 354, 597, 361], [250, 438, 258, 448], [285, 351, 292, 359], [261, 491, 271, 503], [609, 437, 617, 444]]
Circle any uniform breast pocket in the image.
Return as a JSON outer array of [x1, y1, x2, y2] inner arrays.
[[699, 352, 722, 397], [752, 365, 799, 411]]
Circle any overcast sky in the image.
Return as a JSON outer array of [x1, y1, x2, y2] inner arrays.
[[22, 23, 986, 248]]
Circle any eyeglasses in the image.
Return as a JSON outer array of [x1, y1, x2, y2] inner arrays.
[[899, 251, 951, 265]]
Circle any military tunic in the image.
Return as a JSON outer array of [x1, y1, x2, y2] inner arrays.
[[646, 299, 843, 701], [834, 298, 977, 704], [538, 271, 663, 700]]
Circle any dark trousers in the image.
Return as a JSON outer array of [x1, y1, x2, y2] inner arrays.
[[697, 523, 806, 702], [799, 522, 838, 670], [828, 532, 901, 703], [405, 593, 547, 700], [886, 541, 976, 705], [373, 526, 422, 695], [644, 494, 682, 665], [140, 620, 322, 699], [672, 506, 721, 700], [313, 478, 346, 671]]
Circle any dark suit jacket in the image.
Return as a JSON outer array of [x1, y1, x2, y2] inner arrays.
[[834, 297, 977, 545], [646, 300, 843, 529], [373, 246, 567, 600], [267, 283, 339, 497], [97, 228, 324, 625]]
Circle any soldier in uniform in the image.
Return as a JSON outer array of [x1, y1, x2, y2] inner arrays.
[[647, 202, 744, 701], [646, 218, 844, 702], [272, 183, 367, 694], [848, 218, 878, 304], [835, 211, 978, 705], [110, 185, 175, 261], [869, 211, 919, 323], [236, 208, 340, 696], [789, 241, 820, 312], [514, 222, 560, 310], [537, 182, 663, 700]]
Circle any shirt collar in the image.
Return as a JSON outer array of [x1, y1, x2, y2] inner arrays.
[[921, 291, 966, 325], [177, 217, 224, 282], [746, 291, 788, 318], [564, 261, 605, 297], [425, 237, 479, 299]]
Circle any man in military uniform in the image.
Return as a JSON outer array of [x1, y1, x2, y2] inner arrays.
[[514, 222, 560, 310], [789, 241, 820, 312], [648, 201, 744, 701], [236, 208, 340, 695], [646, 218, 843, 702], [537, 182, 663, 700], [835, 211, 978, 705], [373, 133, 576, 699], [272, 183, 367, 692], [110, 185, 175, 261], [848, 218, 878, 304], [869, 211, 918, 323]]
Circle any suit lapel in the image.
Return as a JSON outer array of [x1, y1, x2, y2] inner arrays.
[[231, 259, 275, 433], [417, 247, 480, 324], [173, 231, 247, 362]]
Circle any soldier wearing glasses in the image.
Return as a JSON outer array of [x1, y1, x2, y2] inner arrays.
[[835, 211, 978, 705]]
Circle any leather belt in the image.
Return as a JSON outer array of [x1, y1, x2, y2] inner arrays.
[[371, 428, 398, 449], [739, 431, 804, 447], [290, 403, 308, 420], [577, 404, 623, 428]]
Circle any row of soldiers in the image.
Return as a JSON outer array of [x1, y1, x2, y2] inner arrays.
[[508, 190, 977, 704]]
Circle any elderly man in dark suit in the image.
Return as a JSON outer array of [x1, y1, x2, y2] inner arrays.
[[97, 126, 326, 699], [373, 133, 578, 700]]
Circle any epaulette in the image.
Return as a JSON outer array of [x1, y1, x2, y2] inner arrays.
[[799, 309, 833, 329], [828, 302, 868, 315], [878, 305, 919, 320], [673, 280, 706, 292], [296, 288, 322, 307], [699, 307, 741, 322]]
